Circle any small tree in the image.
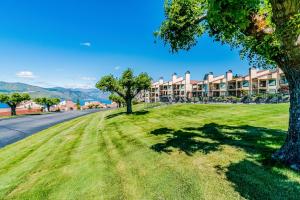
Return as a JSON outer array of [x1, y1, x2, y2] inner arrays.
[[0, 93, 31, 116], [76, 99, 81, 110], [35, 97, 60, 112], [109, 93, 125, 108], [96, 68, 152, 114]]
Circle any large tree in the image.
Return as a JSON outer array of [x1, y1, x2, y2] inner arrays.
[[0, 93, 31, 116], [34, 97, 60, 112], [157, 0, 300, 170], [96, 68, 152, 114]]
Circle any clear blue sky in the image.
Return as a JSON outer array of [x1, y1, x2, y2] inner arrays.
[[0, 0, 250, 89]]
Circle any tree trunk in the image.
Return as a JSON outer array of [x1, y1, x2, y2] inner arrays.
[[10, 105, 17, 116], [126, 98, 132, 114], [273, 67, 300, 170], [47, 105, 51, 112], [269, 0, 300, 170]]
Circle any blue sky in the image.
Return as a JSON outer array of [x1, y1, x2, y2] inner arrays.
[[0, 0, 250, 89]]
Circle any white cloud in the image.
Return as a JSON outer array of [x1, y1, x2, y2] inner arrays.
[[80, 42, 91, 47], [80, 76, 96, 81], [16, 71, 36, 79], [114, 66, 120, 70]]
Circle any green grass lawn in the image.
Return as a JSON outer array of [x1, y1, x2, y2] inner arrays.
[[0, 103, 300, 199]]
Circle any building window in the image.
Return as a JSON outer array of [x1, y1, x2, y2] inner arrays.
[[220, 83, 226, 89], [280, 76, 288, 84], [269, 79, 276, 86], [242, 80, 249, 87], [259, 80, 267, 87]]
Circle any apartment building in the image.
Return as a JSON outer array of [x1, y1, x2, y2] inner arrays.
[[139, 67, 288, 103]]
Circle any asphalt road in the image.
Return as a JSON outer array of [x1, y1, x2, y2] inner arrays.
[[0, 109, 103, 148]]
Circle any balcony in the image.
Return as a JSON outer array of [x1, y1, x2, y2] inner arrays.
[[228, 85, 237, 90], [211, 85, 220, 91], [259, 81, 267, 88], [237, 82, 242, 89]]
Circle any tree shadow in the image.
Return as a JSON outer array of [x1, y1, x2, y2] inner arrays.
[[106, 110, 149, 119], [150, 128, 173, 136], [133, 110, 149, 115], [150, 128, 221, 156], [183, 123, 286, 161], [223, 159, 300, 200], [149, 123, 300, 199], [150, 123, 285, 158], [105, 112, 126, 119]]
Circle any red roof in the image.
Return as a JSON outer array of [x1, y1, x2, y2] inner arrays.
[[190, 80, 199, 84]]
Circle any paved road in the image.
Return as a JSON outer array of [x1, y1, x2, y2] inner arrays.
[[0, 110, 103, 148]]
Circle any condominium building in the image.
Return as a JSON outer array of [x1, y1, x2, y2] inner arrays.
[[139, 67, 288, 103]]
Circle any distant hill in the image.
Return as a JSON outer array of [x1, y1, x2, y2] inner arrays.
[[0, 81, 110, 104]]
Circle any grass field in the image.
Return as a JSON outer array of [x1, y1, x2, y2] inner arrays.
[[0, 103, 300, 199]]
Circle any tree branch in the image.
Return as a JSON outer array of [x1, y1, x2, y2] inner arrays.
[[133, 89, 143, 98], [114, 90, 126, 99], [195, 14, 207, 24], [296, 35, 300, 46], [244, 13, 274, 41]]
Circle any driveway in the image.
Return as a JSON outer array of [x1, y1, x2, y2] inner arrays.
[[0, 109, 105, 148]]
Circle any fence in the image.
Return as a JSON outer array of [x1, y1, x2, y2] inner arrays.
[[0, 108, 42, 117]]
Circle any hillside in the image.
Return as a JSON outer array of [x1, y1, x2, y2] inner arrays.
[[0, 104, 299, 199], [0, 81, 109, 103]]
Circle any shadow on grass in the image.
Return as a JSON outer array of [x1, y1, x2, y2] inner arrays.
[[185, 123, 285, 159], [150, 123, 285, 159], [224, 159, 300, 200], [149, 123, 300, 199], [150, 128, 220, 155], [106, 110, 149, 119]]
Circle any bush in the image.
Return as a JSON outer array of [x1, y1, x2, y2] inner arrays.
[[132, 99, 140, 105]]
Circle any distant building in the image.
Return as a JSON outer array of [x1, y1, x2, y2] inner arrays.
[[106, 102, 118, 108], [17, 100, 42, 110], [0, 100, 42, 116], [82, 101, 107, 110], [137, 67, 288, 103], [56, 100, 78, 111]]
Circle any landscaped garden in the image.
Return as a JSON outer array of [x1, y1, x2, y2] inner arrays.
[[0, 103, 299, 199]]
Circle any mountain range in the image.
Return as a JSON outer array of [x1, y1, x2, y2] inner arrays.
[[0, 81, 109, 103]]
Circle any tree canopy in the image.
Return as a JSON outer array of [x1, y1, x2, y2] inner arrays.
[[96, 68, 152, 113], [0, 93, 31, 115], [34, 97, 60, 112], [156, 0, 299, 68]]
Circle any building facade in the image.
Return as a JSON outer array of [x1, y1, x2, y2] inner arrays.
[[82, 101, 107, 109], [53, 100, 78, 111], [139, 67, 288, 103]]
